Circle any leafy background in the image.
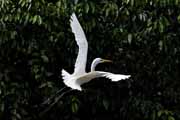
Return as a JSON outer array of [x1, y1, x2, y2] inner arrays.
[[0, 0, 180, 120]]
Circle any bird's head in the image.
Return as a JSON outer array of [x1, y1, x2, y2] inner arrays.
[[94, 58, 112, 64], [91, 58, 112, 71]]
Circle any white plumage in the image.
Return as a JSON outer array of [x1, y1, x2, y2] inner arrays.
[[61, 13, 130, 91], [70, 13, 88, 76]]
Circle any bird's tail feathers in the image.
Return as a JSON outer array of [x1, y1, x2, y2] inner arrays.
[[61, 69, 70, 81], [61, 69, 82, 91]]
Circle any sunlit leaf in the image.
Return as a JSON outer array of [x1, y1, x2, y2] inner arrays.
[[159, 21, 164, 33], [168, 116, 175, 120], [177, 15, 180, 23], [103, 99, 109, 110], [157, 110, 162, 117], [41, 55, 49, 63], [128, 33, 132, 44], [159, 40, 163, 51], [71, 102, 78, 113], [32, 15, 38, 24], [85, 3, 89, 13]]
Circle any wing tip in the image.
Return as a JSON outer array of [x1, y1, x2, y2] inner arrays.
[[110, 74, 131, 82], [70, 13, 77, 22]]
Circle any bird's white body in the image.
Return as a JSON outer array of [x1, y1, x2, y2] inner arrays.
[[61, 13, 130, 91]]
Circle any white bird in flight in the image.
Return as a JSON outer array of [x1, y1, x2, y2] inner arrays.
[[61, 13, 130, 91]]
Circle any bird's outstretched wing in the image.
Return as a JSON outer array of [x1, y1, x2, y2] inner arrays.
[[70, 13, 88, 75], [101, 72, 130, 81], [77, 71, 131, 86]]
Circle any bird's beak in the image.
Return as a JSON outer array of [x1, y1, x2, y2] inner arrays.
[[102, 59, 112, 63]]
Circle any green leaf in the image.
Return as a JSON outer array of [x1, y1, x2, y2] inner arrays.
[[35, 74, 41, 80], [90, 2, 95, 13], [4, 15, 8, 21], [168, 116, 175, 120], [163, 17, 170, 26], [165, 110, 169, 115], [21, 0, 26, 7], [24, 14, 30, 25], [126, 0, 130, 4], [56, 1, 61, 7], [15, 113, 21, 119], [41, 55, 49, 63], [10, 31, 17, 39], [153, 21, 157, 29], [159, 21, 164, 33], [130, 0, 134, 6], [177, 15, 180, 23], [39, 82, 53, 88], [15, 13, 20, 21], [103, 99, 109, 110], [158, 111, 162, 117], [85, 3, 89, 13], [147, 19, 152, 27], [152, 110, 156, 120], [37, 15, 42, 25], [105, 8, 110, 17], [128, 33, 132, 44], [159, 40, 163, 51], [18, 0, 23, 4], [175, 0, 179, 5], [32, 15, 38, 24], [71, 102, 78, 113], [0, 103, 5, 111]]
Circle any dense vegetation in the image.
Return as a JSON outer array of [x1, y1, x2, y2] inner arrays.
[[0, 0, 180, 120]]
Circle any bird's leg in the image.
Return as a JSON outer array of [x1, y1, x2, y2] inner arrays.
[[82, 88, 88, 93], [82, 88, 96, 93], [40, 86, 67, 105], [39, 88, 74, 117]]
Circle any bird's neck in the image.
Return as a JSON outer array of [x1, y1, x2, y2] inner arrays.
[[91, 59, 99, 71]]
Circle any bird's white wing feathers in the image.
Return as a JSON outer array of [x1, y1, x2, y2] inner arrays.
[[101, 72, 130, 81], [62, 69, 82, 91], [70, 13, 88, 75], [77, 71, 130, 85], [95, 71, 130, 81], [62, 71, 130, 91]]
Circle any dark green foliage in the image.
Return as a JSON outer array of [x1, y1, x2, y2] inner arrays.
[[0, 0, 180, 120]]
